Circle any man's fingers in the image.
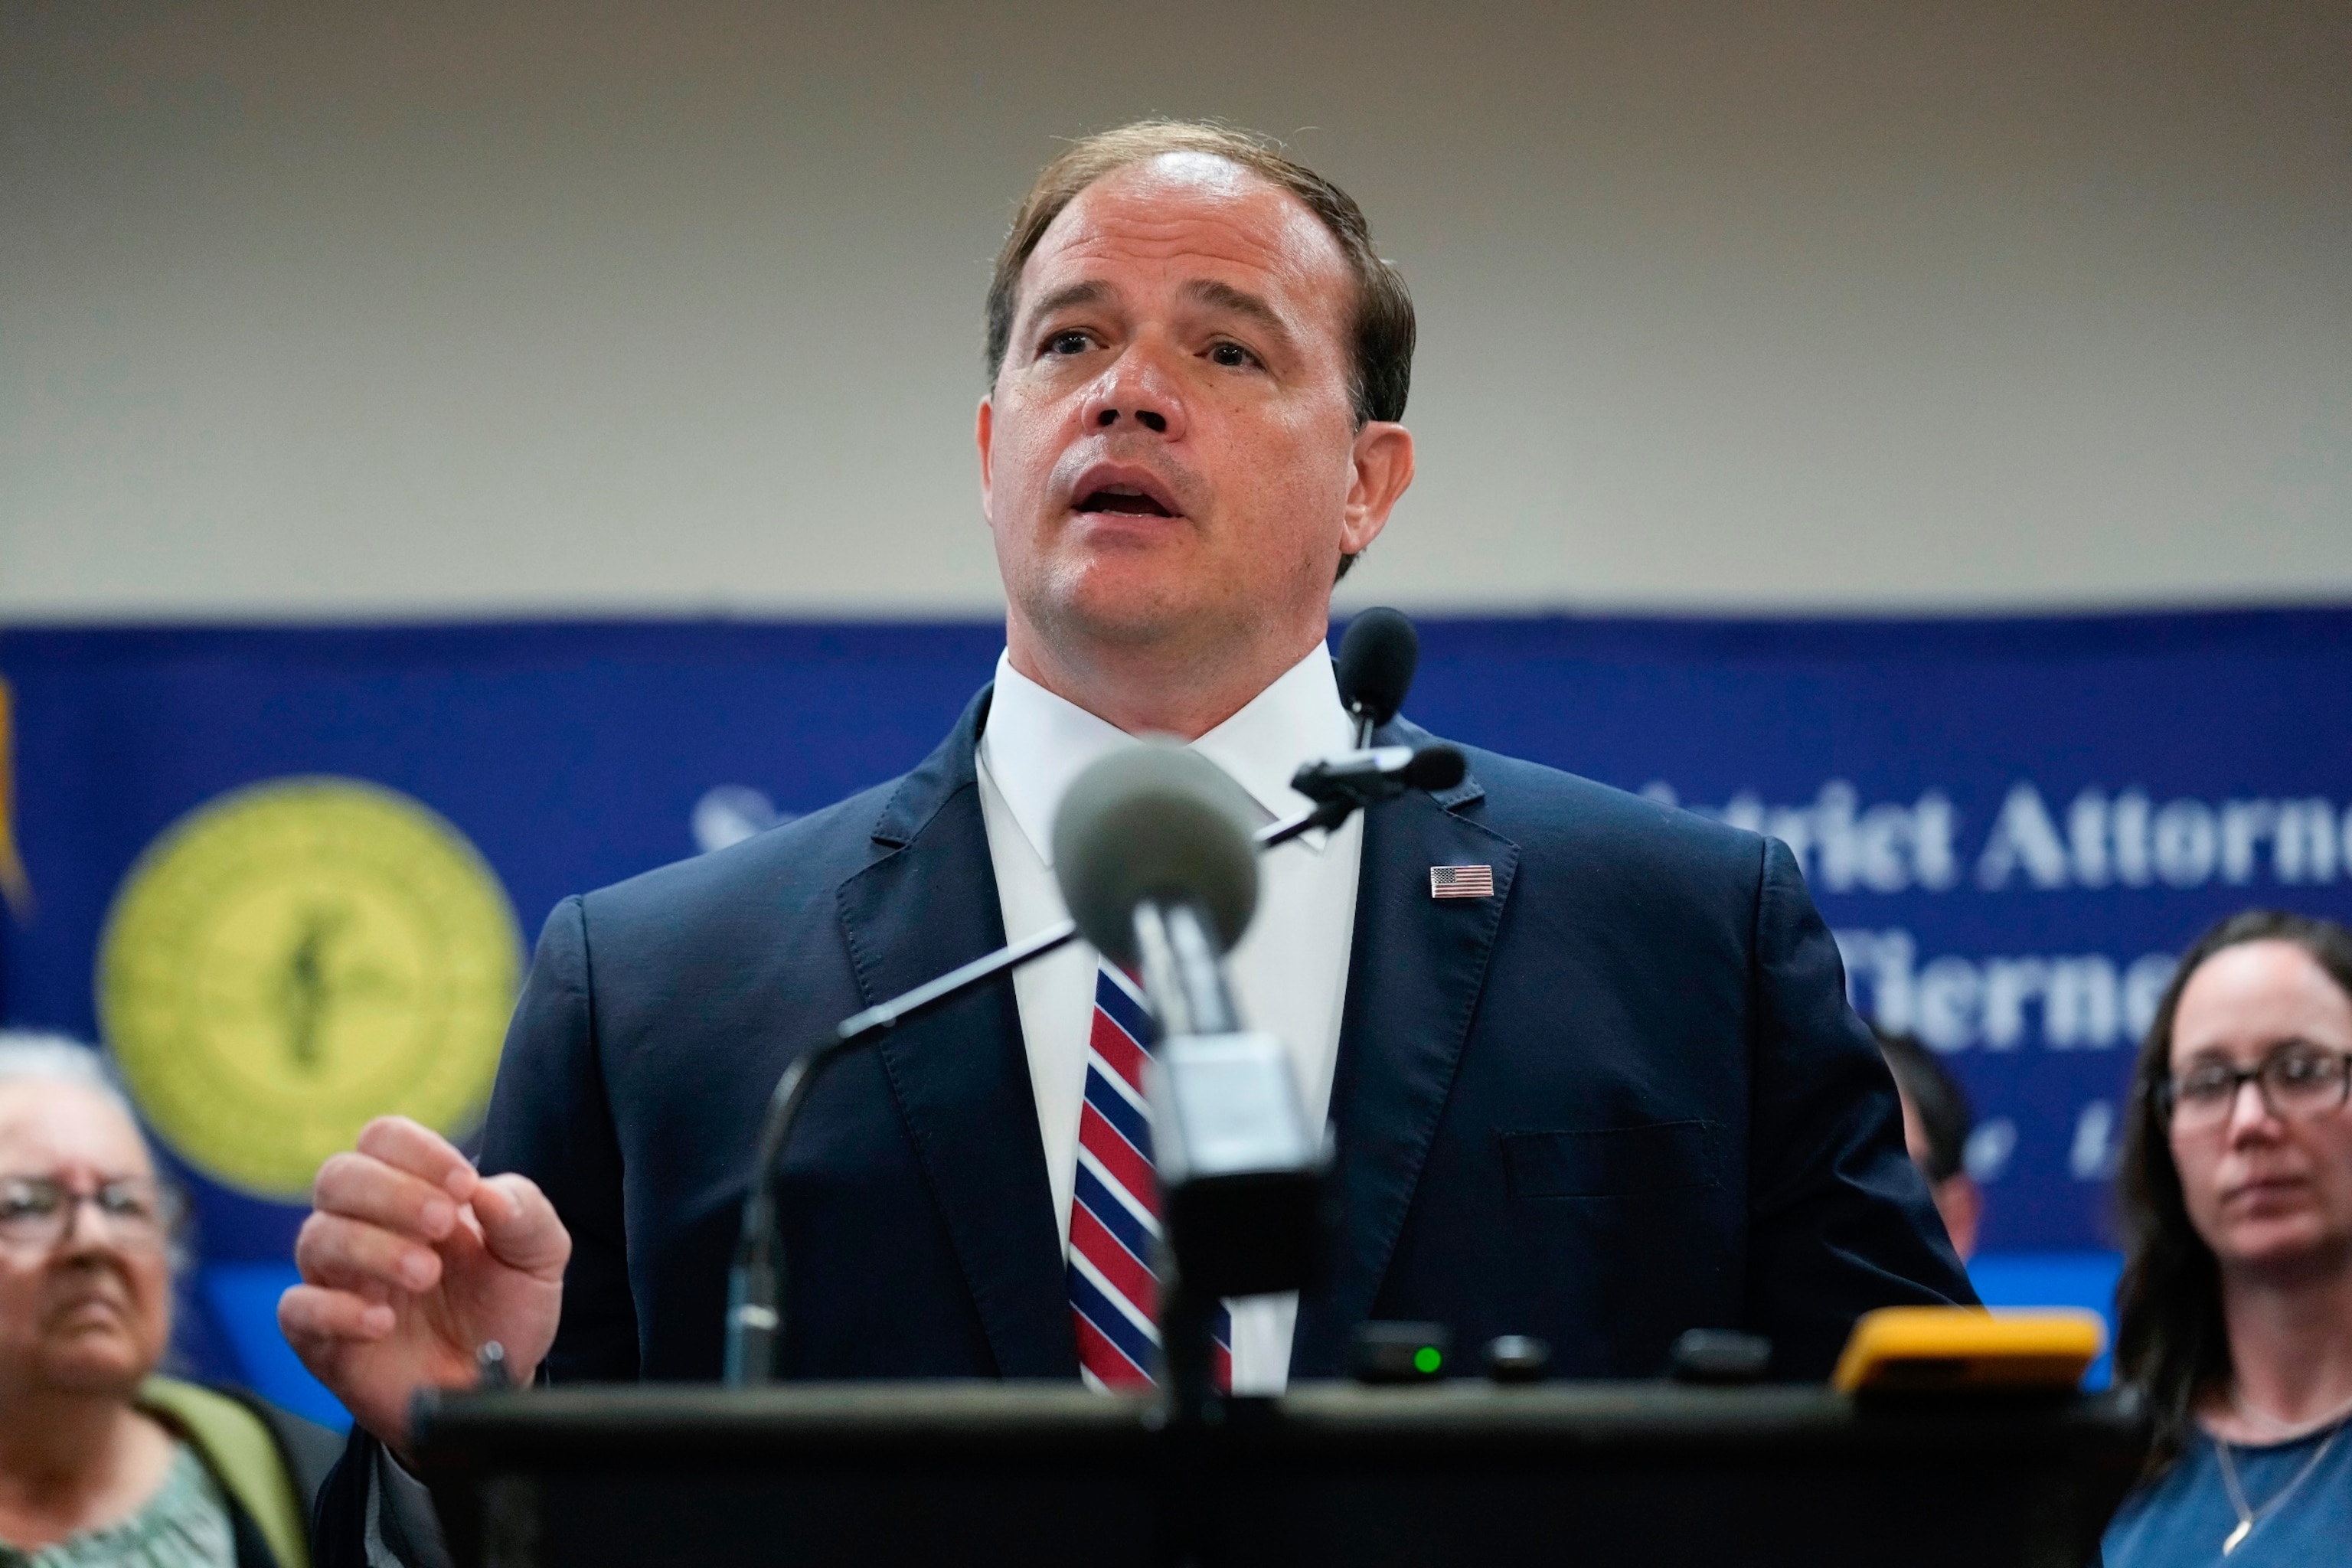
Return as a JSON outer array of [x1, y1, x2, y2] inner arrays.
[[296, 1210, 445, 1295], [279, 1282, 397, 1346], [471, 1174, 572, 1278], [312, 1151, 459, 1241], [352, 1116, 478, 1198]]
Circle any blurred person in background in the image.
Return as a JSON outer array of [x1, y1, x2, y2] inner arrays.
[[0, 1035, 338, 1568], [1874, 1027, 1981, 1261], [2102, 912, 2352, 1566]]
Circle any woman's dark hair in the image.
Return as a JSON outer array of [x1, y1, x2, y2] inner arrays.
[[2113, 908, 2352, 1472]]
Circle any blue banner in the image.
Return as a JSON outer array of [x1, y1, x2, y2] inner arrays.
[[5, 610, 2348, 1415]]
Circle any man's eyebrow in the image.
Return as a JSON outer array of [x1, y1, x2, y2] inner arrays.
[[1025, 280, 1109, 324], [1183, 279, 1293, 344]]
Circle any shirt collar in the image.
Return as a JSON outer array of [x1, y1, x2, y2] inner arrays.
[[978, 645, 1354, 866]]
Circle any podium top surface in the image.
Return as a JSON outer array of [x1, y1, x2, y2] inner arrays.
[[413, 1380, 2147, 1470]]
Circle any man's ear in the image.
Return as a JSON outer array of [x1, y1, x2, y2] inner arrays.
[[976, 396, 996, 524], [1341, 421, 1415, 556], [1934, 1174, 1984, 1263]]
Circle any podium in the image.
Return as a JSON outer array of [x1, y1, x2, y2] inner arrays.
[[412, 1380, 2146, 1567]]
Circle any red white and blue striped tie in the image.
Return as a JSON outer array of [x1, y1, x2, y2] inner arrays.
[[1067, 960, 1232, 1392]]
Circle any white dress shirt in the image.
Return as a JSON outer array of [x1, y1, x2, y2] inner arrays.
[[975, 646, 1364, 1394]]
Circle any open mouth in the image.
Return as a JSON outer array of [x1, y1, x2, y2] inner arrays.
[[1075, 484, 1176, 518]]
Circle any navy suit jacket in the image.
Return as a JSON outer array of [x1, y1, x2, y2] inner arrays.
[[485, 685, 1971, 1387]]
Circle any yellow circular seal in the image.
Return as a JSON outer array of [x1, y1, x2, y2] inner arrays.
[[96, 777, 520, 1200]]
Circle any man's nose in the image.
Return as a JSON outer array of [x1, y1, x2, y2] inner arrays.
[[1080, 349, 1186, 439]]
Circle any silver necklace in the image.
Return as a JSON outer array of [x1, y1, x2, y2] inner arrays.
[[2213, 1416, 2345, 1557]]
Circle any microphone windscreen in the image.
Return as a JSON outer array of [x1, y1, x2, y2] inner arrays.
[[1403, 744, 1467, 792], [1335, 608, 1419, 727], [1052, 741, 1260, 969]]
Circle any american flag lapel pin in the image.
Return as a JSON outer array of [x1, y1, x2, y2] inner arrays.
[[1429, 864, 1494, 900]]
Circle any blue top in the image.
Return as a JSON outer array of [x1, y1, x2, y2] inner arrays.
[[2103, 1420, 2352, 1566]]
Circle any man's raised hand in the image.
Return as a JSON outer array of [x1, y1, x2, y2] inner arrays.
[[279, 1116, 569, 1453]]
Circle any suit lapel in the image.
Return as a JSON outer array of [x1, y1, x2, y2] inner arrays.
[[1292, 723, 1519, 1377], [835, 686, 1076, 1378]]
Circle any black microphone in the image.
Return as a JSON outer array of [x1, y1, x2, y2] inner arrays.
[[1251, 743, 1465, 854], [1289, 743, 1465, 808], [1335, 606, 1419, 744]]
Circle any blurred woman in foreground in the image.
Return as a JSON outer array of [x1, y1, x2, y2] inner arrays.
[[2102, 911, 2352, 1565], [0, 1036, 337, 1566]]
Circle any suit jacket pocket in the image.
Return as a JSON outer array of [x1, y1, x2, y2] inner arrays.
[[1501, 1121, 1720, 1199]]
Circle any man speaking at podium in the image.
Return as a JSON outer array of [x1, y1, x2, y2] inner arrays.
[[280, 120, 1971, 1547]]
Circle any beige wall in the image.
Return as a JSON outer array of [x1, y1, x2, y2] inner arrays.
[[4, 1, 2347, 621]]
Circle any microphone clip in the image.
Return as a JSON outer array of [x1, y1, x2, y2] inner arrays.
[[1276, 743, 1468, 838]]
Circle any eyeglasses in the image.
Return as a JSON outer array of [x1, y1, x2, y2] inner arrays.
[[2159, 1047, 2352, 1133], [0, 1174, 181, 1252]]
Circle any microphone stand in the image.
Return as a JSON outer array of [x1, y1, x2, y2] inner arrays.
[[724, 917, 1086, 1382], [1127, 897, 1244, 1435], [722, 748, 1455, 1385]]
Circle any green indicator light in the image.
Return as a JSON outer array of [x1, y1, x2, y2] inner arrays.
[[1413, 1346, 1442, 1375]]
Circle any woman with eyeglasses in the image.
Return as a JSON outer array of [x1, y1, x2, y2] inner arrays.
[[2102, 910, 2352, 1566], [0, 1036, 338, 1567]]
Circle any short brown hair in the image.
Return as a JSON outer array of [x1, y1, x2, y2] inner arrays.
[[985, 120, 1416, 429]]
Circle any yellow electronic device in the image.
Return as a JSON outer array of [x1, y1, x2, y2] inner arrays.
[[1831, 1306, 2106, 1394]]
